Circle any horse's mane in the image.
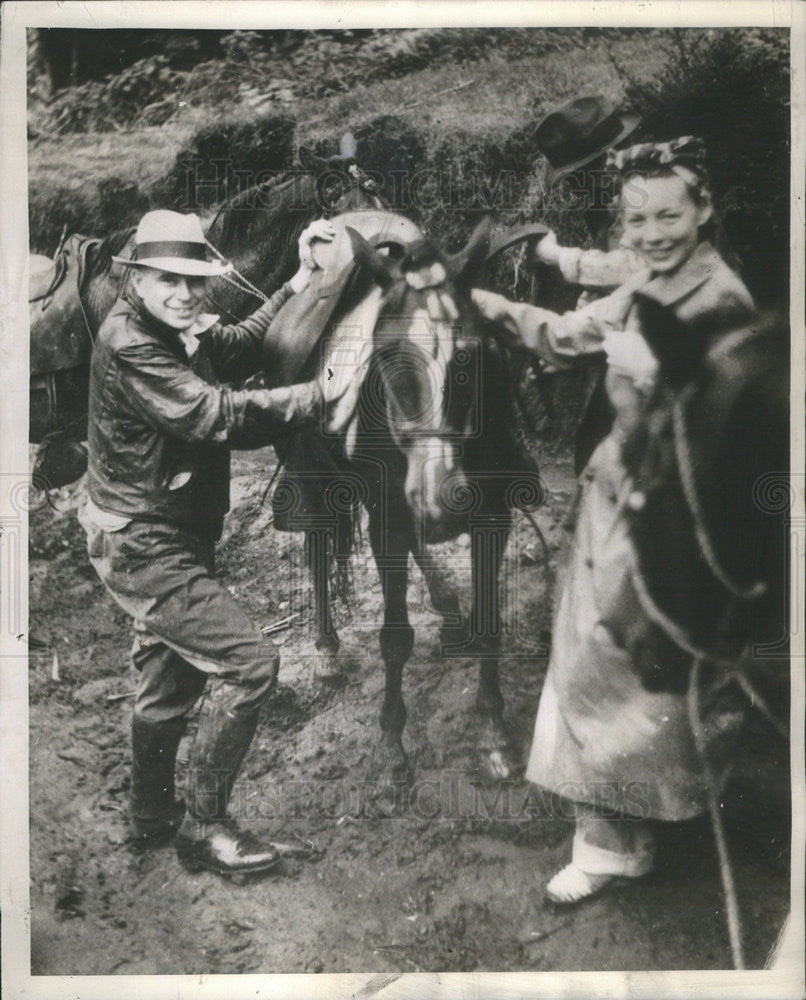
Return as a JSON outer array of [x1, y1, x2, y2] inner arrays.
[[75, 225, 137, 275], [207, 169, 313, 251]]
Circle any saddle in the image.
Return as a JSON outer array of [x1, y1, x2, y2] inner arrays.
[[29, 254, 59, 302], [262, 210, 423, 385], [29, 234, 103, 489], [29, 234, 101, 375]]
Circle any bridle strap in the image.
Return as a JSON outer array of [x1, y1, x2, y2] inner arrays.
[[74, 237, 106, 346], [628, 551, 739, 668], [671, 387, 767, 601]]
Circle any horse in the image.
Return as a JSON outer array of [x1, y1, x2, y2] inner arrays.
[[28, 136, 385, 489], [608, 296, 790, 968], [612, 297, 789, 693], [261, 212, 546, 799]]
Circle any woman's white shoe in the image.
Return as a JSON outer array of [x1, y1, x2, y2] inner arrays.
[[545, 863, 620, 904]]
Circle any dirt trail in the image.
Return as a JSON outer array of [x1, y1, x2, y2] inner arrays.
[[27, 449, 790, 975]]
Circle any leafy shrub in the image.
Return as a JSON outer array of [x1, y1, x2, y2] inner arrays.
[[28, 175, 149, 255], [342, 115, 427, 215], [155, 114, 297, 212], [29, 28, 619, 134], [42, 55, 184, 133]]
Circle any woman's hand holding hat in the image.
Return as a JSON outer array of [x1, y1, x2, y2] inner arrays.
[[532, 230, 561, 267]]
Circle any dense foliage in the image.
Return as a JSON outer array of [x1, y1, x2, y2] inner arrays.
[[29, 28, 600, 133]]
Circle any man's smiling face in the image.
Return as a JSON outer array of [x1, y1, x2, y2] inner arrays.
[[131, 267, 208, 331]]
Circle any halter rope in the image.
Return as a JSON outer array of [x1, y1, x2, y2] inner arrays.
[[628, 328, 787, 971], [672, 390, 767, 601], [205, 238, 270, 304], [687, 656, 746, 970]]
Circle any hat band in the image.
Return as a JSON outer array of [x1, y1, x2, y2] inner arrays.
[[135, 240, 208, 262]]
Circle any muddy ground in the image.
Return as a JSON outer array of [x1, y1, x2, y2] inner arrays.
[[27, 448, 790, 976]]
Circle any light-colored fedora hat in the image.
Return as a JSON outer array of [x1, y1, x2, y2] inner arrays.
[[112, 210, 233, 277]]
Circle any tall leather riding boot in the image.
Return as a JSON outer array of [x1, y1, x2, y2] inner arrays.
[[184, 695, 260, 822], [175, 685, 280, 878], [130, 714, 186, 846]]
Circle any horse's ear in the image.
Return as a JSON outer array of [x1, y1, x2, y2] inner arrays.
[[298, 146, 329, 174], [346, 226, 394, 289], [339, 131, 358, 160], [634, 294, 708, 386], [444, 216, 492, 285]]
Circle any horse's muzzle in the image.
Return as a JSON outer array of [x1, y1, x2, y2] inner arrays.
[[404, 438, 470, 543]]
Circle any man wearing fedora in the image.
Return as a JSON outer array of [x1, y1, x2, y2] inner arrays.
[[531, 95, 645, 473], [83, 209, 342, 880]]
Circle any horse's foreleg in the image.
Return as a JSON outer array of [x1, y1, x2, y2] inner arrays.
[[470, 508, 519, 781], [304, 528, 341, 682], [410, 538, 466, 648], [368, 508, 414, 804]]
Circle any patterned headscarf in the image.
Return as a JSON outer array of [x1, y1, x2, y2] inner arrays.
[[605, 135, 707, 176], [605, 135, 712, 207]]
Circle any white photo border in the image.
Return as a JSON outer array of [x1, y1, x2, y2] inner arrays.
[[2, 3, 804, 998]]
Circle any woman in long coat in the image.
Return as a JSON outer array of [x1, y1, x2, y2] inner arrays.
[[472, 136, 756, 903]]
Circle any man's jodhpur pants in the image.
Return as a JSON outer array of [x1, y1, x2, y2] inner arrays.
[[86, 516, 279, 822]]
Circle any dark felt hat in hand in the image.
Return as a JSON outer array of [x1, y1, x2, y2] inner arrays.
[[535, 95, 641, 186]]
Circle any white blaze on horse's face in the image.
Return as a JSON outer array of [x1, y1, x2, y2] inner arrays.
[[407, 436, 461, 542], [376, 298, 468, 542], [131, 267, 208, 331]]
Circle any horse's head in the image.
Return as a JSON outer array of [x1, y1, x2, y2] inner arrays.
[[619, 297, 789, 674], [298, 134, 386, 215], [347, 219, 493, 543]]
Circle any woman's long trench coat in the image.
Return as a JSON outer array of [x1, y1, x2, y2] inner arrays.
[[472, 241, 755, 821]]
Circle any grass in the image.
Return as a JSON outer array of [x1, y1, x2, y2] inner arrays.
[[29, 128, 191, 201], [295, 35, 661, 148]]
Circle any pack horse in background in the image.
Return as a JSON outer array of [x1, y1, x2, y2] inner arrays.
[[27, 134, 383, 489]]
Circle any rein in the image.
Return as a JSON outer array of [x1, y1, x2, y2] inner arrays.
[[687, 657, 746, 970], [626, 322, 787, 971], [205, 237, 270, 307], [627, 326, 780, 678], [672, 386, 767, 601]]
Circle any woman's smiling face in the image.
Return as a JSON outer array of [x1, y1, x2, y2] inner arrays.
[[131, 267, 208, 331], [620, 172, 712, 275]]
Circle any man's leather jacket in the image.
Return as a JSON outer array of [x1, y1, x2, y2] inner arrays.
[[87, 284, 322, 535]]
